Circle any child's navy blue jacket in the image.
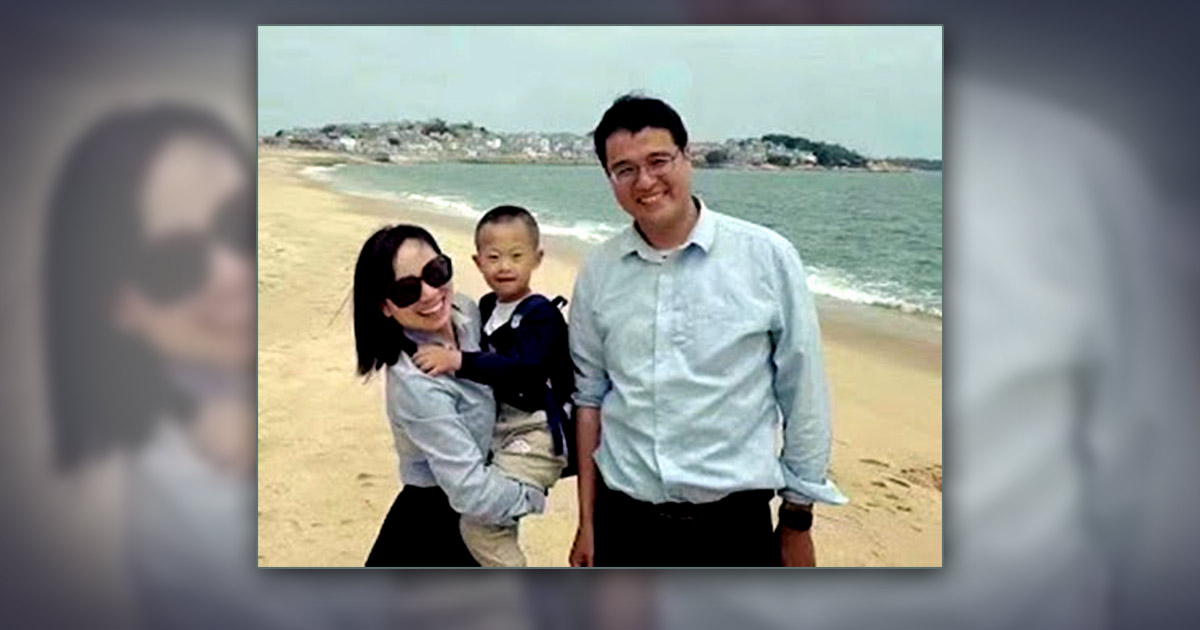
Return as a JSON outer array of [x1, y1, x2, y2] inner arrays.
[[457, 293, 576, 470]]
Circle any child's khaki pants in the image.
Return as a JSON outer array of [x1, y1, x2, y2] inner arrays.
[[459, 403, 566, 567]]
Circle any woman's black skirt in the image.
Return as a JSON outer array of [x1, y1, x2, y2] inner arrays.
[[365, 485, 479, 567]]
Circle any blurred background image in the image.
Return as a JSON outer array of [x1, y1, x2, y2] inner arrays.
[[1, 2, 1198, 629]]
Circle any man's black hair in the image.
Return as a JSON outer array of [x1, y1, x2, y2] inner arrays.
[[592, 94, 689, 171]]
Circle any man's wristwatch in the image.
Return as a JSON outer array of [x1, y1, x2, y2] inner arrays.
[[778, 502, 814, 532]]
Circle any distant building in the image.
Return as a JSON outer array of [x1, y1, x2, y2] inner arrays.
[[261, 121, 894, 171]]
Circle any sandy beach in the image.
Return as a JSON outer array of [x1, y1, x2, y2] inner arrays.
[[257, 148, 943, 567]]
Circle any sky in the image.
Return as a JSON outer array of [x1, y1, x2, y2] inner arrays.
[[258, 26, 942, 159]]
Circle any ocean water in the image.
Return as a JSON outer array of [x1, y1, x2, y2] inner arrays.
[[309, 162, 942, 317]]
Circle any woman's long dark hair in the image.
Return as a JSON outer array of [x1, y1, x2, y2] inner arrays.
[[43, 104, 248, 470], [353, 224, 443, 376]]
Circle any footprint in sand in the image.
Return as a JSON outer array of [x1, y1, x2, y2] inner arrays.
[[899, 464, 943, 492], [871, 480, 888, 488], [886, 476, 911, 488], [859, 457, 891, 468], [358, 472, 379, 487]]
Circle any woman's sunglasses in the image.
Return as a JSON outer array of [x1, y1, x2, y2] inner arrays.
[[133, 200, 254, 303], [387, 254, 452, 308]]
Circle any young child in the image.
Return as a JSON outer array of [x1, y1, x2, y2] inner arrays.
[[412, 205, 573, 567]]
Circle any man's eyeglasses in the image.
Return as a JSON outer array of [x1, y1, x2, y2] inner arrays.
[[608, 151, 682, 186], [387, 254, 453, 308]]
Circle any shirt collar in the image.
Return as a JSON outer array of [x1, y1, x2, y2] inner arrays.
[[620, 196, 716, 262]]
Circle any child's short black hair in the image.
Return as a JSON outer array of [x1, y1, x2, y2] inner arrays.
[[475, 205, 540, 249], [592, 94, 689, 172]]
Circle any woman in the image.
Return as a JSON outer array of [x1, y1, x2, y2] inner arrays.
[[46, 105, 253, 473], [44, 104, 410, 626], [43, 104, 304, 627], [353, 224, 546, 567]]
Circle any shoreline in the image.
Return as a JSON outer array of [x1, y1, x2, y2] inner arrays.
[[268, 146, 944, 332], [260, 140, 942, 174], [257, 147, 943, 567]]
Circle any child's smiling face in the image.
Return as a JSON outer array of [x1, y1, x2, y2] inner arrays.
[[473, 219, 543, 302]]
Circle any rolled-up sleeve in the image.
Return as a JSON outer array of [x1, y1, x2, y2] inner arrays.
[[770, 240, 849, 506], [388, 379, 543, 526], [568, 258, 611, 409]]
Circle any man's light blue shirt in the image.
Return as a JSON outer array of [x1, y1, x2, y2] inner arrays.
[[569, 200, 847, 506]]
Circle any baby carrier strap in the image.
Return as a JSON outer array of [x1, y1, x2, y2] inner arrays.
[[539, 295, 577, 476], [511, 294, 551, 327], [478, 292, 499, 325]]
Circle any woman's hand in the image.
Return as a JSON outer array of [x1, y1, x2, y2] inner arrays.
[[569, 524, 595, 567], [413, 345, 462, 376]]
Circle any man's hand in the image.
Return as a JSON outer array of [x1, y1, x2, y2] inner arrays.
[[413, 345, 462, 376], [572, 407, 601, 567], [779, 526, 816, 567], [778, 503, 816, 567], [569, 524, 595, 567]]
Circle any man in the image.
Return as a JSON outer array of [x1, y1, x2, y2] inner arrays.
[[568, 94, 846, 568]]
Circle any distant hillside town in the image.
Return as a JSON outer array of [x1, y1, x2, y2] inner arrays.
[[260, 119, 941, 172]]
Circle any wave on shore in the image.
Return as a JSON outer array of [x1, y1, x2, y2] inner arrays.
[[301, 165, 942, 319], [313, 173, 626, 245], [806, 266, 942, 318], [297, 163, 345, 182]]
